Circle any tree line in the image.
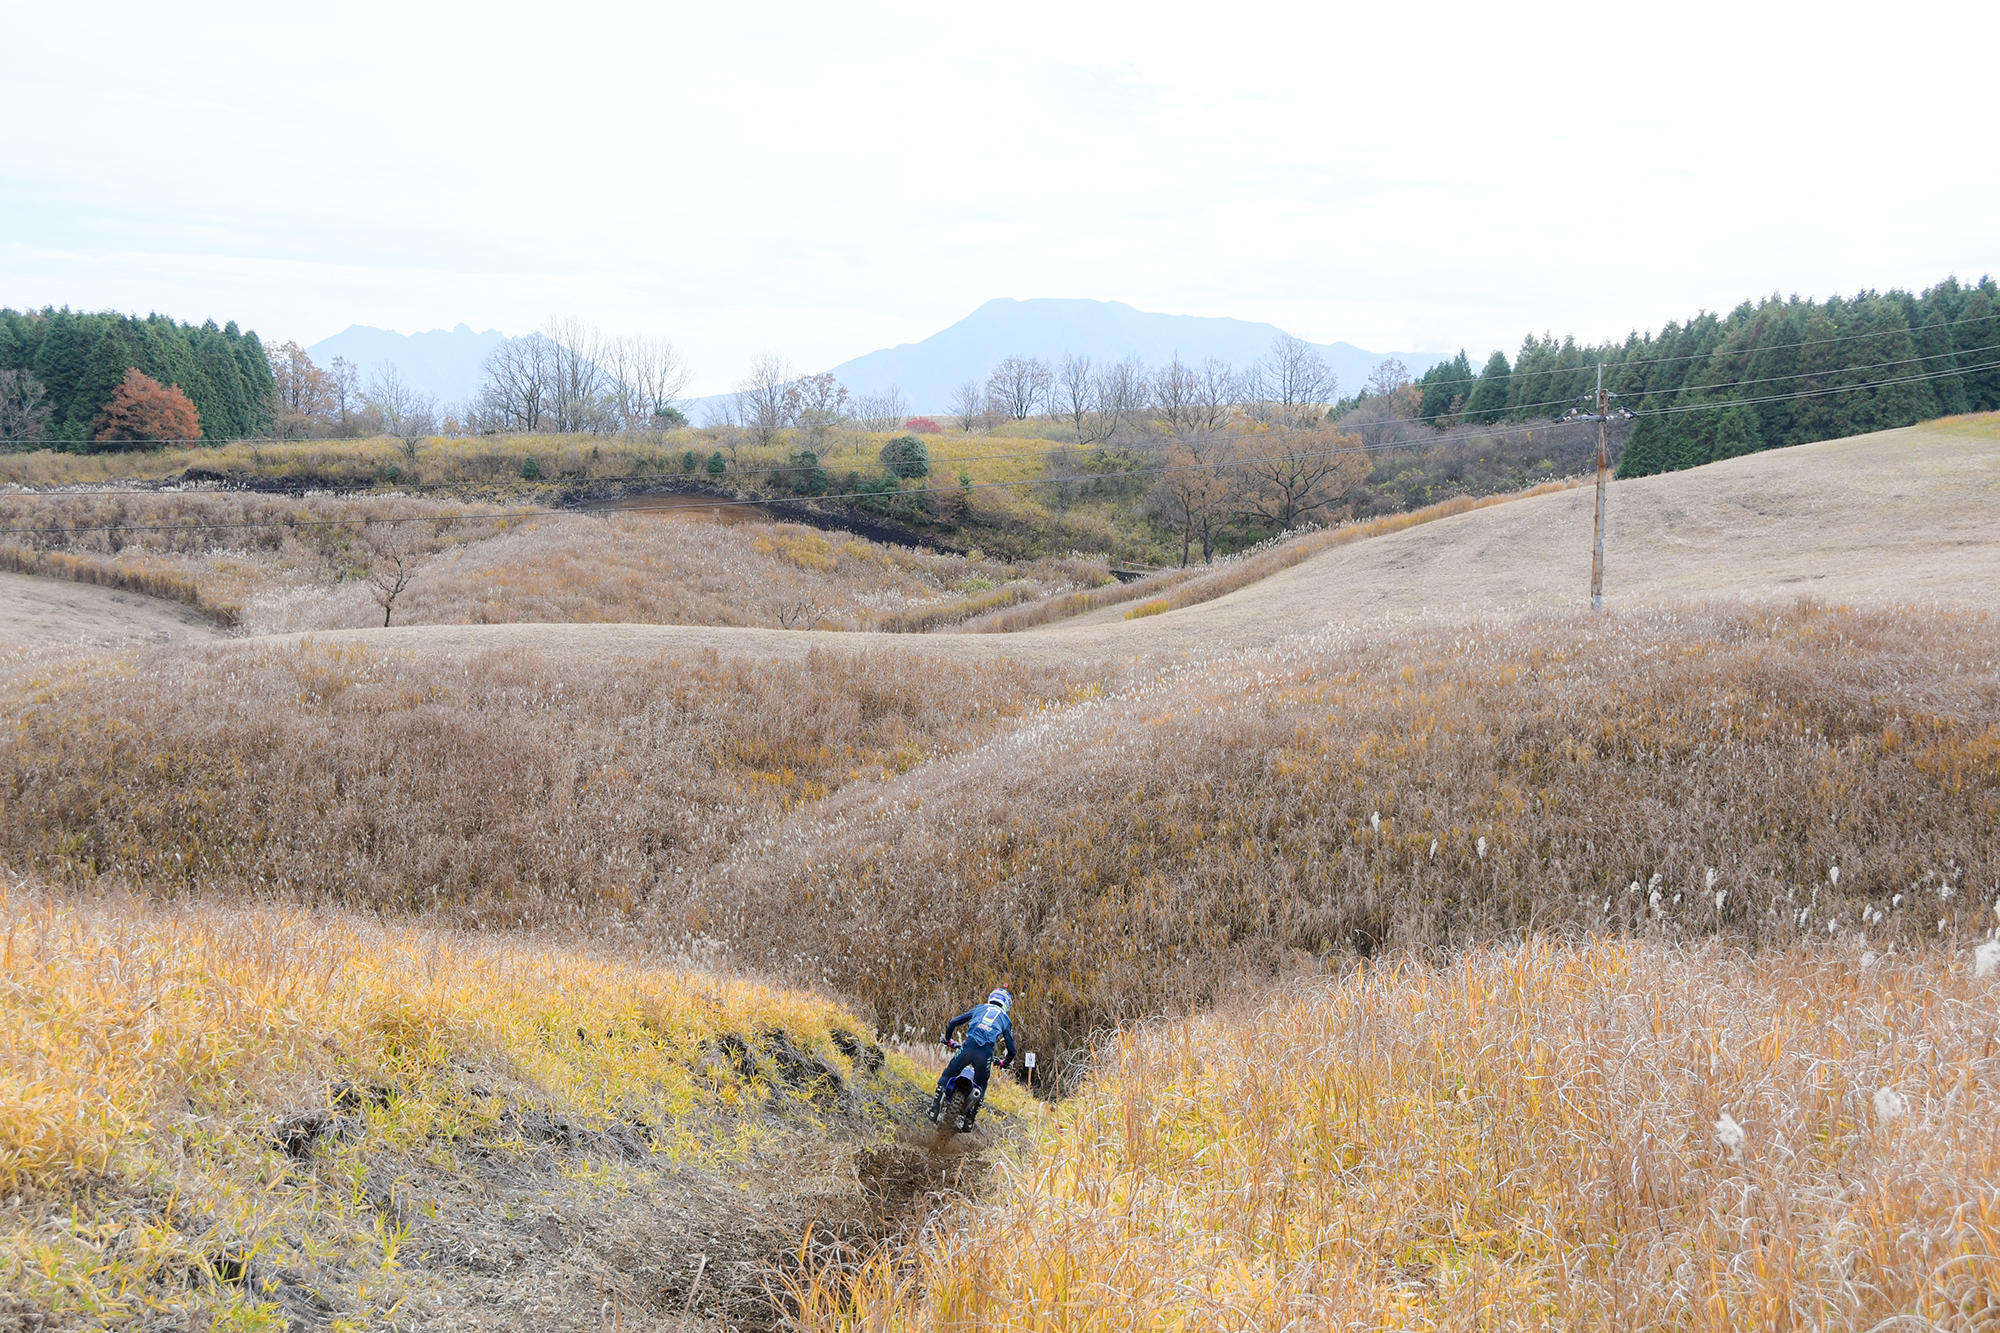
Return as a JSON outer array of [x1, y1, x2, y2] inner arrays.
[[1379, 277, 2000, 478], [0, 308, 276, 448]]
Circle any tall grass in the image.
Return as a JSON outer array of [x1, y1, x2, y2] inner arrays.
[[793, 938, 2000, 1330], [713, 602, 2000, 1068], [0, 879, 896, 1328], [0, 639, 1093, 924]]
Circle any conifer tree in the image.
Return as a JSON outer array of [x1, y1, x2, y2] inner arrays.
[[1464, 351, 1511, 423], [1955, 281, 2000, 412]]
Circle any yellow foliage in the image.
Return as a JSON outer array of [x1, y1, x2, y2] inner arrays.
[[798, 940, 2000, 1330]]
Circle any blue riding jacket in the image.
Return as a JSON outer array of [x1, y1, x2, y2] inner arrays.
[[943, 1002, 1018, 1064]]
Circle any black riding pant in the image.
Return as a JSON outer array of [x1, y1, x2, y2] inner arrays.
[[933, 1039, 995, 1108]]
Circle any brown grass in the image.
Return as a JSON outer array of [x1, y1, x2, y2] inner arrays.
[[710, 602, 2000, 1068], [0, 491, 1105, 637], [0, 639, 1094, 925], [795, 938, 2000, 1330], [959, 481, 1576, 633], [371, 515, 1103, 635], [0, 543, 236, 625]]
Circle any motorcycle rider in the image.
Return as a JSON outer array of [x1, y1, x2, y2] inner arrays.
[[930, 987, 1019, 1127]]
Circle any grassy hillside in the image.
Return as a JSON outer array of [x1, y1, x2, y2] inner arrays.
[[3, 416, 1998, 1329], [0, 880, 933, 1330], [0, 490, 1112, 639], [798, 939, 2000, 1330]]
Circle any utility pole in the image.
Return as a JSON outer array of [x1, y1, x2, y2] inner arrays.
[[1563, 363, 1632, 611]]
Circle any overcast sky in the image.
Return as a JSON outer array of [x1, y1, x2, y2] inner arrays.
[[6, 1, 1994, 394]]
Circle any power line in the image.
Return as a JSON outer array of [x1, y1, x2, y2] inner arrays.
[[1355, 304, 2000, 394]]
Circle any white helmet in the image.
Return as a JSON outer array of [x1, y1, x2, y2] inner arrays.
[[987, 988, 1012, 1013]]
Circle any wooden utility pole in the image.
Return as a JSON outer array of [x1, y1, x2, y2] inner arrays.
[[1592, 362, 1609, 611], [1563, 363, 1629, 610]]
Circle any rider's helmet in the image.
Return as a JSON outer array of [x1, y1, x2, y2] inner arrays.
[[987, 987, 1012, 1013]]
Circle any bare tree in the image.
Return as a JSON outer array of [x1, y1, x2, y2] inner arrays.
[[0, 369, 51, 442], [1153, 356, 1201, 436], [366, 364, 435, 450], [1056, 354, 1098, 440], [605, 334, 690, 432], [850, 385, 908, 432], [1242, 334, 1338, 427], [477, 335, 554, 433], [1365, 357, 1412, 399], [735, 352, 796, 446], [1240, 424, 1369, 532], [1092, 356, 1151, 440], [985, 356, 1054, 420], [1192, 357, 1238, 432], [948, 379, 986, 431], [543, 317, 609, 433], [367, 544, 416, 627]]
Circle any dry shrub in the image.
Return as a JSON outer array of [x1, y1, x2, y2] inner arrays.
[[795, 939, 2000, 1330], [0, 640, 1092, 924], [712, 603, 2000, 1068]]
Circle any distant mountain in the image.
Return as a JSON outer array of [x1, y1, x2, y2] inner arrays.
[[814, 298, 1446, 413], [305, 324, 508, 408]]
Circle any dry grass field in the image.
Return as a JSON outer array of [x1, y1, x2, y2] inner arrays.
[[796, 939, 2000, 1330], [3, 417, 1999, 1329], [0, 879, 930, 1331]]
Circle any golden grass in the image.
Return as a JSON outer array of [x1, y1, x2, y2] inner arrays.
[[794, 937, 2000, 1330], [0, 878, 893, 1329]]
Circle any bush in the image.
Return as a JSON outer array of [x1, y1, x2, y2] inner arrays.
[[880, 435, 930, 479], [903, 417, 944, 435], [682, 449, 700, 472], [788, 450, 829, 497], [705, 451, 726, 477], [652, 405, 689, 429], [520, 455, 542, 480]]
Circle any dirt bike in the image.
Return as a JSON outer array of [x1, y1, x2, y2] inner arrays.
[[930, 1039, 1008, 1133]]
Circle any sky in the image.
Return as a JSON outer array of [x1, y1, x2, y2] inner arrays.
[[6, 0, 1995, 396]]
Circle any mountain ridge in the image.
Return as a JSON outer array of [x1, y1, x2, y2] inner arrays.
[[310, 301, 1444, 415]]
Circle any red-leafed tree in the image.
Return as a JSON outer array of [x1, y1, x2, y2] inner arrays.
[[92, 368, 201, 448]]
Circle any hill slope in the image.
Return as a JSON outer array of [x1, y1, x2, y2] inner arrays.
[[252, 415, 2000, 667]]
